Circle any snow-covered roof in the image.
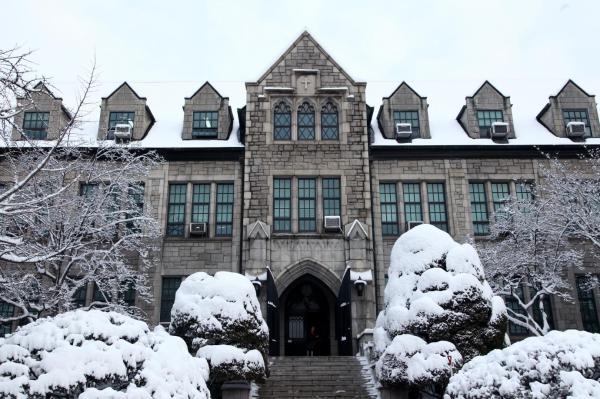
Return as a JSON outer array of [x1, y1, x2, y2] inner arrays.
[[370, 77, 600, 147]]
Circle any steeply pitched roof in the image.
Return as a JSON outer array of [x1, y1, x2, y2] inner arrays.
[[470, 80, 508, 99], [383, 81, 426, 100], [102, 81, 146, 100], [252, 30, 363, 86], [185, 81, 227, 100], [551, 79, 594, 98]]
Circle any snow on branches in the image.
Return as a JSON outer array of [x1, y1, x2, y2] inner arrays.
[[374, 224, 506, 390], [169, 271, 269, 383], [0, 309, 210, 398], [445, 330, 600, 399]]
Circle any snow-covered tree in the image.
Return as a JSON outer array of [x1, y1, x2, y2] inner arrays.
[[374, 224, 506, 391], [0, 47, 162, 324], [445, 330, 600, 399], [479, 190, 583, 336], [169, 272, 269, 384], [0, 309, 211, 398]]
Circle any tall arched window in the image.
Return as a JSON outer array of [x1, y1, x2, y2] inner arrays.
[[274, 101, 292, 140], [321, 102, 339, 140], [297, 102, 315, 140]]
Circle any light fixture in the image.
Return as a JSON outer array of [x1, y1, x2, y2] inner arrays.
[[252, 277, 262, 296], [353, 278, 366, 297]]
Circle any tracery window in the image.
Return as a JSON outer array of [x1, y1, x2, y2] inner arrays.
[[321, 102, 339, 140], [297, 102, 315, 140], [274, 101, 291, 140]]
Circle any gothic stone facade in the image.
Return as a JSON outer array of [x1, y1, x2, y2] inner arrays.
[[5, 32, 600, 353]]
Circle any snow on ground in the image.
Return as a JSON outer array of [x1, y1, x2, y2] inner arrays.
[[445, 330, 600, 399], [0, 309, 210, 399]]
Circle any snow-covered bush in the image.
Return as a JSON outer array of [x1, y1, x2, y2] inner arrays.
[[374, 224, 506, 389], [376, 334, 463, 388], [0, 309, 210, 398], [445, 330, 600, 399], [169, 271, 269, 382]]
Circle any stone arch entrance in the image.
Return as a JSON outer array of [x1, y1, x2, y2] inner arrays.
[[279, 274, 337, 356]]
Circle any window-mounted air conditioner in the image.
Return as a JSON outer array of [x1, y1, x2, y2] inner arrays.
[[113, 123, 132, 139], [324, 216, 342, 232], [395, 123, 412, 140], [566, 121, 586, 137], [406, 220, 423, 230], [189, 222, 208, 236], [491, 122, 509, 139]]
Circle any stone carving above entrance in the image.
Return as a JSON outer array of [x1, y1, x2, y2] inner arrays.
[[247, 220, 270, 240], [345, 219, 369, 240]]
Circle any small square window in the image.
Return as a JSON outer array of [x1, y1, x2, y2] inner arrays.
[[23, 112, 50, 139], [108, 112, 135, 140], [192, 111, 219, 138], [476, 110, 503, 138], [393, 111, 420, 138], [563, 109, 592, 136]]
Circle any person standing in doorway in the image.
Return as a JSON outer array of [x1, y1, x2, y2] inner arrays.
[[307, 325, 320, 356]]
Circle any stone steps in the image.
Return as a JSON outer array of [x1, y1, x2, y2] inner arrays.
[[255, 356, 378, 399]]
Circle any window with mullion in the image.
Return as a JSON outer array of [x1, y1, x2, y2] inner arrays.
[[274, 102, 291, 140], [192, 111, 219, 138], [476, 110, 503, 138], [23, 111, 49, 139], [192, 184, 210, 224], [403, 183, 423, 227], [0, 301, 14, 336], [274, 178, 292, 232], [166, 184, 187, 237], [506, 286, 529, 335], [491, 182, 511, 219], [516, 181, 534, 201], [108, 112, 135, 140], [160, 277, 182, 323], [297, 102, 315, 140], [321, 102, 339, 140], [322, 178, 341, 217], [298, 178, 316, 232], [563, 109, 592, 136], [380, 183, 399, 236], [577, 276, 600, 333], [531, 290, 555, 331], [469, 183, 489, 236], [72, 284, 87, 308], [393, 110, 420, 137], [427, 183, 448, 232], [216, 183, 234, 237], [126, 183, 144, 232]]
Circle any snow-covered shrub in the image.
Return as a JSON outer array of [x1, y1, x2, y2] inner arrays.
[[169, 271, 269, 382], [445, 330, 600, 399], [0, 309, 210, 398], [376, 334, 463, 388], [374, 224, 506, 389]]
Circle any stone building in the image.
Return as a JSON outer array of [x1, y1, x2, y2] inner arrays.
[[3, 31, 600, 354]]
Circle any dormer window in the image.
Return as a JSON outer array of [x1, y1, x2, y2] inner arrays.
[[274, 101, 291, 140], [108, 112, 135, 140], [192, 111, 218, 138], [297, 102, 315, 140], [563, 109, 591, 136], [23, 112, 49, 139], [393, 111, 420, 138], [477, 110, 503, 138]]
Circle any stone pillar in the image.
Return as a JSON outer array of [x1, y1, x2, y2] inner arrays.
[[221, 381, 251, 399], [244, 220, 270, 274]]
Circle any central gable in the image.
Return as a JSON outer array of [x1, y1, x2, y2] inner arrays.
[[252, 31, 363, 90]]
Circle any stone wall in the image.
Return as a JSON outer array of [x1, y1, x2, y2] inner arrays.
[[458, 81, 515, 139], [12, 85, 71, 140], [182, 82, 232, 140], [378, 82, 431, 139], [97, 83, 153, 141]]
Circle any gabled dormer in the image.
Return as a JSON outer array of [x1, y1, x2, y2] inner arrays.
[[182, 82, 233, 140], [378, 82, 430, 141], [12, 82, 72, 140], [457, 81, 515, 141], [97, 82, 155, 141], [536, 80, 600, 140]]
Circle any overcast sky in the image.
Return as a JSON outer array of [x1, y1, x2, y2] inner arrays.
[[2, 0, 600, 123]]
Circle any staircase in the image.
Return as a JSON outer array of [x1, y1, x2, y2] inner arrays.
[[255, 356, 378, 399]]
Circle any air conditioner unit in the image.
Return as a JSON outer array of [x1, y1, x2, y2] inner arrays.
[[491, 122, 509, 138], [395, 123, 412, 140], [566, 121, 586, 137], [189, 222, 208, 236], [324, 216, 342, 232], [113, 123, 132, 139], [406, 220, 423, 230]]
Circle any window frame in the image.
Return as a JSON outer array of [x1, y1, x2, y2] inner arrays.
[[0, 301, 15, 336], [160, 276, 183, 323], [393, 110, 420, 138], [426, 182, 448, 232], [107, 111, 135, 140], [273, 101, 292, 141], [298, 178, 316, 232], [191, 183, 210, 225], [297, 102, 316, 140], [563, 109, 592, 136], [192, 111, 219, 138], [215, 182, 234, 237], [273, 177, 292, 232], [403, 182, 423, 229], [166, 183, 187, 237], [322, 177, 341, 218], [576, 276, 600, 333], [380, 182, 399, 236], [476, 110, 504, 138], [469, 182, 490, 236], [22, 111, 50, 139], [321, 102, 339, 140], [505, 286, 529, 336]]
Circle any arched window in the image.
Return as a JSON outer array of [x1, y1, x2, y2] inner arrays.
[[321, 102, 339, 140], [274, 101, 292, 140], [297, 102, 315, 140]]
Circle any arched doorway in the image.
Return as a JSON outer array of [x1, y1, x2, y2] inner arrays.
[[280, 275, 335, 356]]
